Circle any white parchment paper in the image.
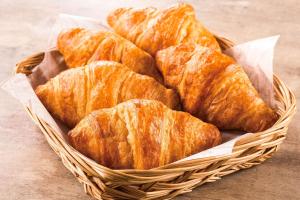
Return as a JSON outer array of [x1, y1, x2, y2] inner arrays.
[[0, 14, 279, 163], [225, 36, 279, 107]]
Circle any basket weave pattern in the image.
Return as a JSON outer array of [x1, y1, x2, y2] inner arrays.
[[15, 38, 296, 200]]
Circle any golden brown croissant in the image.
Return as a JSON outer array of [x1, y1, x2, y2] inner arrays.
[[35, 61, 180, 128], [156, 43, 278, 133], [68, 99, 221, 169], [57, 28, 163, 82], [107, 3, 220, 56]]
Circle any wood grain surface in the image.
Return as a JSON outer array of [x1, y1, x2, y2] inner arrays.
[[0, 0, 299, 199]]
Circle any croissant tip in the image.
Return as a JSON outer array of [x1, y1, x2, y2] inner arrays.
[[58, 27, 82, 38], [107, 7, 128, 26], [57, 27, 84, 50]]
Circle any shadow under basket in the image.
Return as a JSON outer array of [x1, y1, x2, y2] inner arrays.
[[15, 36, 296, 200]]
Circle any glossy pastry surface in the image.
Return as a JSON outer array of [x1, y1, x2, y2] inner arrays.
[[57, 28, 162, 82], [68, 99, 221, 169], [156, 43, 278, 132], [35, 61, 180, 127], [107, 3, 220, 56]]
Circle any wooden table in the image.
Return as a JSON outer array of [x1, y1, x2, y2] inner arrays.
[[0, 0, 299, 199]]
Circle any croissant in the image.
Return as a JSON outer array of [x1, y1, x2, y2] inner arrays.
[[156, 43, 278, 132], [57, 28, 163, 82], [68, 99, 221, 169], [107, 3, 220, 56], [35, 61, 180, 128]]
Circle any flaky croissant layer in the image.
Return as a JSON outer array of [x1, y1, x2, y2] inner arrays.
[[156, 43, 278, 132], [57, 27, 163, 82], [68, 99, 221, 169], [107, 3, 220, 56], [35, 61, 180, 128]]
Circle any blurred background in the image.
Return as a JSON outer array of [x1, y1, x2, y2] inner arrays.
[[0, 0, 299, 199]]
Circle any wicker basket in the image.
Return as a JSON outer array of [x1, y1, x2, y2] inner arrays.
[[15, 37, 296, 200]]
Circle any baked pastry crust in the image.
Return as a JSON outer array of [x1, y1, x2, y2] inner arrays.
[[57, 28, 163, 82], [35, 61, 180, 128], [156, 43, 278, 132], [68, 99, 221, 169], [107, 3, 220, 56]]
